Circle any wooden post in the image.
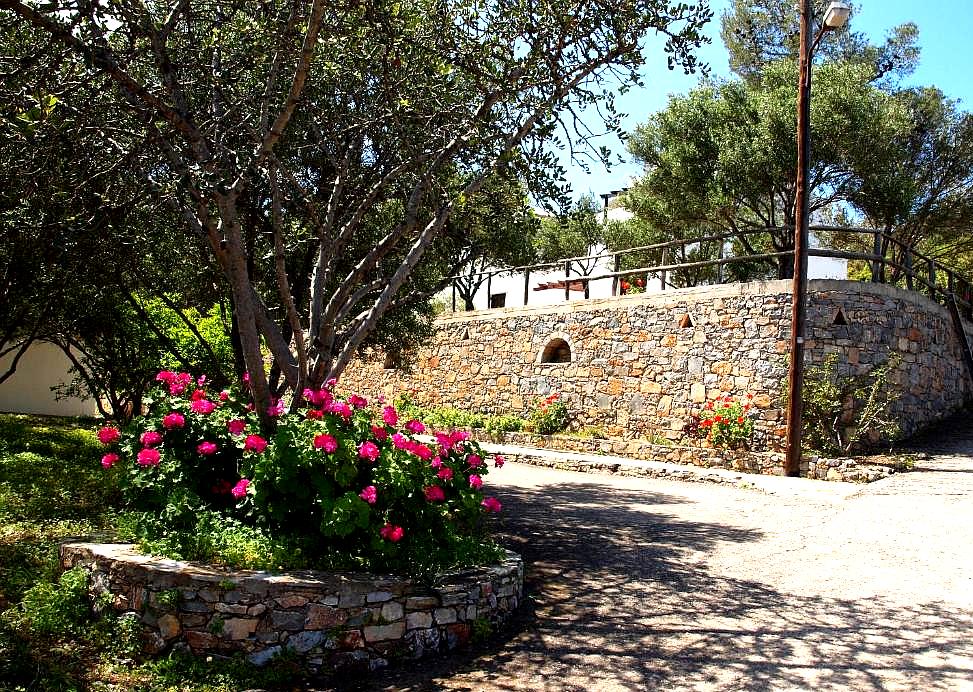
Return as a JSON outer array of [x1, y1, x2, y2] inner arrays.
[[486, 273, 492, 308], [905, 246, 914, 291], [717, 239, 724, 284], [451, 283, 456, 312], [871, 231, 882, 283], [660, 248, 668, 291], [523, 268, 530, 307], [564, 260, 571, 302], [612, 254, 620, 296], [928, 259, 936, 300]]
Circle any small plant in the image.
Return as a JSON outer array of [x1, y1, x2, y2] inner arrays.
[[155, 589, 180, 610], [471, 617, 494, 643], [209, 615, 225, 635], [485, 415, 524, 437], [800, 352, 901, 455], [620, 277, 646, 294], [3, 567, 91, 638], [692, 393, 756, 449], [525, 394, 570, 435]]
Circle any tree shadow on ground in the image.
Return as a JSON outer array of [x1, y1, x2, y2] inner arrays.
[[324, 481, 973, 692]]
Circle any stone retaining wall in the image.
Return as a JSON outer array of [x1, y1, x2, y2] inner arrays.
[[60, 543, 523, 674], [344, 280, 973, 453]]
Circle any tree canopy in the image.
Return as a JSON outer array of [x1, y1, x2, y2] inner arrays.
[[1, 0, 711, 424]]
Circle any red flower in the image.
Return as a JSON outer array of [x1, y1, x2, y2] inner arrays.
[[97, 426, 120, 445], [423, 485, 445, 502], [380, 524, 404, 542], [244, 434, 268, 453]]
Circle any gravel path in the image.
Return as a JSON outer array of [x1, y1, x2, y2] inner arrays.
[[333, 419, 973, 691]]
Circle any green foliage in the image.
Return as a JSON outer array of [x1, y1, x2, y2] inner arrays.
[[720, 0, 920, 86], [485, 415, 524, 437], [534, 195, 604, 267], [2, 567, 90, 638], [801, 353, 902, 455], [525, 394, 570, 435], [624, 59, 908, 280]]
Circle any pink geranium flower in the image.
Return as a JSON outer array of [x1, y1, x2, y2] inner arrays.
[[380, 524, 404, 542], [405, 419, 425, 434], [382, 406, 398, 427], [328, 401, 353, 419], [155, 370, 177, 383], [97, 426, 120, 445], [348, 394, 368, 409], [190, 388, 207, 401], [267, 399, 286, 417], [407, 442, 433, 460], [231, 478, 250, 499], [437, 467, 453, 481], [218, 390, 229, 401], [140, 430, 163, 447], [371, 425, 389, 441], [391, 433, 408, 449], [467, 454, 483, 468], [359, 485, 377, 505], [162, 412, 185, 430], [197, 441, 218, 455], [244, 434, 268, 453], [494, 455, 505, 468], [468, 474, 483, 489], [430, 456, 443, 469], [190, 399, 216, 414], [423, 485, 445, 502], [136, 448, 161, 466], [481, 496, 502, 513], [227, 419, 247, 435], [358, 441, 380, 462], [313, 434, 338, 453], [101, 452, 119, 469]]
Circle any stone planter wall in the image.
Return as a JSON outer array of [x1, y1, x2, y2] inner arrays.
[[60, 543, 523, 674], [343, 280, 973, 447]]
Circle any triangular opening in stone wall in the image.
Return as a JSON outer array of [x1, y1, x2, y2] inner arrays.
[[460, 327, 470, 341], [832, 308, 849, 326], [678, 313, 694, 329]]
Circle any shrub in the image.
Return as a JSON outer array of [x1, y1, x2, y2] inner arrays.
[[525, 394, 570, 435], [485, 415, 524, 436], [691, 394, 756, 449], [3, 567, 91, 638], [801, 352, 901, 455], [97, 373, 507, 576]]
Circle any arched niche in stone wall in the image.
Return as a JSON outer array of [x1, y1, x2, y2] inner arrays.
[[538, 332, 573, 364]]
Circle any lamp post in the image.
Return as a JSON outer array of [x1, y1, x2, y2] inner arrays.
[[784, 0, 851, 477]]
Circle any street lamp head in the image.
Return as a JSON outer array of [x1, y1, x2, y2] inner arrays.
[[823, 1, 852, 28]]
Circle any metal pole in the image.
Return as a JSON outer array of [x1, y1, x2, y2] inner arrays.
[[785, 0, 813, 478]]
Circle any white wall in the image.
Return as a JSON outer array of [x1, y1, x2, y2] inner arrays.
[[0, 341, 100, 417]]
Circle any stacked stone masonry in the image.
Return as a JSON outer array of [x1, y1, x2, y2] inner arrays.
[[60, 543, 523, 674], [345, 280, 973, 465]]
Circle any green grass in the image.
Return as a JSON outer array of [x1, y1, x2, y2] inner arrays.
[[0, 414, 305, 690]]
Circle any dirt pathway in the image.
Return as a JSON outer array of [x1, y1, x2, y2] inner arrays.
[[334, 420, 973, 691]]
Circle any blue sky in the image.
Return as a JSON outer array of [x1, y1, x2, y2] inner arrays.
[[562, 0, 973, 202]]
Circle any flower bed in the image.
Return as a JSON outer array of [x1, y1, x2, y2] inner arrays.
[[61, 542, 523, 673]]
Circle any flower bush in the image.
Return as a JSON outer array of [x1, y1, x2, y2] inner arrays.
[[619, 277, 646, 295], [96, 372, 506, 576], [525, 394, 570, 435], [690, 393, 756, 449]]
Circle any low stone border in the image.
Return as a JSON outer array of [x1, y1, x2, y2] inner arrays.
[[473, 431, 899, 482], [60, 542, 523, 674]]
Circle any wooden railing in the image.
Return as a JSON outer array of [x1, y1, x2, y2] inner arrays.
[[447, 225, 973, 318]]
